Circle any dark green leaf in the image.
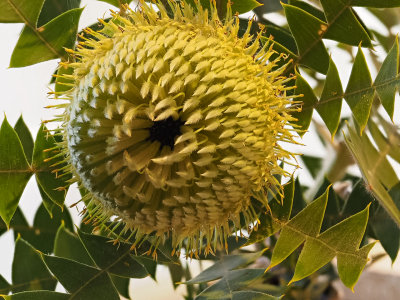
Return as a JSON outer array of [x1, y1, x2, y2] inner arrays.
[[0, 0, 44, 23], [321, 0, 371, 47], [185, 251, 264, 284], [38, 185, 56, 217], [37, 0, 81, 27], [288, 0, 326, 22], [168, 262, 184, 288], [230, 0, 261, 14], [29, 203, 73, 253], [301, 155, 322, 178], [374, 36, 399, 120], [352, 0, 400, 7], [41, 254, 120, 300], [32, 125, 68, 208], [292, 71, 318, 135], [344, 47, 374, 132], [77, 229, 149, 278], [2, 291, 70, 300], [110, 275, 130, 299], [317, 58, 343, 136], [14, 116, 34, 164], [283, 3, 329, 73], [12, 238, 56, 293], [0, 118, 32, 227], [0, 274, 10, 295], [54, 223, 94, 266], [10, 7, 84, 67], [195, 269, 265, 300]]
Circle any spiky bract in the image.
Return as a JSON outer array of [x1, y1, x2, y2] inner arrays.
[[55, 0, 297, 257]]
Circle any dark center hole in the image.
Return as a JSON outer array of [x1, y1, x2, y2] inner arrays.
[[148, 117, 184, 150]]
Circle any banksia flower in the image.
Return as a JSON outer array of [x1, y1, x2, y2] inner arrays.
[[53, 0, 297, 257]]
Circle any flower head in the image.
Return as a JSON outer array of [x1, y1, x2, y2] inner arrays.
[[54, 0, 297, 257]]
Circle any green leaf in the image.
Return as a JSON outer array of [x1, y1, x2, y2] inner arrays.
[[54, 223, 94, 266], [37, 0, 81, 27], [320, 0, 372, 47], [269, 188, 329, 269], [292, 71, 318, 136], [232, 291, 279, 300], [195, 269, 266, 300], [230, 0, 262, 14], [30, 203, 73, 253], [368, 119, 400, 164], [344, 47, 374, 133], [0, 118, 32, 227], [168, 262, 184, 288], [301, 155, 322, 178], [2, 291, 69, 300], [41, 254, 120, 300], [374, 36, 399, 120], [291, 206, 370, 288], [288, 0, 326, 22], [352, 0, 400, 7], [317, 58, 343, 136], [185, 251, 265, 284], [38, 185, 56, 217], [265, 184, 373, 289], [283, 3, 329, 73], [77, 229, 149, 278], [12, 238, 56, 293], [0, 274, 10, 295], [344, 124, 400, 226], [14, 116, 34, 164], [10, 7, 83, 67], [110, 275, 130, 299], [32, 125, 68, 208], [0, 0, 44, 23]]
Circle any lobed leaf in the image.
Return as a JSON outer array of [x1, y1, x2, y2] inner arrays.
[[0, 118, 32, 227], [77, 229, 150, 278], [12, 238, 56, 293], [283, 3, 329, 74], [41, 254, 120, 300], [10, 7, 83, 67], [344, 47, 374, 133], [53, 223, 94, 266], [295, 39, 400, 136], [320, 0, 372, 47]]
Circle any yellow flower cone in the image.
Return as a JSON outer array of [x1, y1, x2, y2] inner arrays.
[[52, 0, 298, 257]]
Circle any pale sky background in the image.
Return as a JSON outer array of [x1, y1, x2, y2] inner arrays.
[[0, 1, 399, 299]]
